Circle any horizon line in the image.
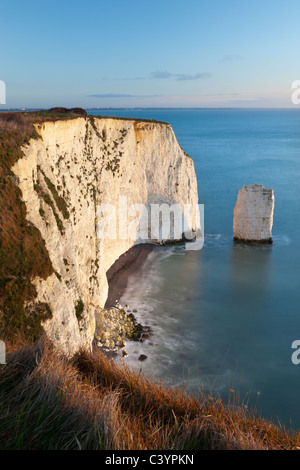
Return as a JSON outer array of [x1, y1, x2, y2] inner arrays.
[[0, 107, 299, 111]]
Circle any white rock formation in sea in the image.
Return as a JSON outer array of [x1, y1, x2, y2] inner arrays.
[[233, 184, 275, 244], [12, 116, 201, 355]]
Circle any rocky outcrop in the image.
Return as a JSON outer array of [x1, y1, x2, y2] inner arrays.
[[11, 116, 201, 355], [94, 306, 149, 351], [233, 184, 275, 244]]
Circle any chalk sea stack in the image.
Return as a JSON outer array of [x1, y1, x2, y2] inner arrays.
[[233, 184, 275, 244]]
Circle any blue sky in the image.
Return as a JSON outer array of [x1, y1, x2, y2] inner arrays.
[[1, 0, 300, 108]]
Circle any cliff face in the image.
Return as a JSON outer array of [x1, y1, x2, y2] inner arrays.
[[11, 116, 200, 355]]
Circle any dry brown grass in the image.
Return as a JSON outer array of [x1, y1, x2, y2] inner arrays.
[[0, 339, 299, 450]]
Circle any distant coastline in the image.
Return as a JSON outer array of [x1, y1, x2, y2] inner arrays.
[[1, 107, 300, 112]]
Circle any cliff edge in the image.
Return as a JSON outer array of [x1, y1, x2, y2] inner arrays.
[[8, 114, 200, 355]]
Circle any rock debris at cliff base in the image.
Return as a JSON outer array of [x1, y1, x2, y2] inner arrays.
[[94, 306, 151, 354]]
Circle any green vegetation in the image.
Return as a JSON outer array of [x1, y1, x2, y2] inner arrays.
[[39, 168, 70, 220], [33, 166, 69, 234], [39, 207, 45, 217], [89, 115, 102, 141], [75, 300, 84, 322], [35, 186, 64, 235]]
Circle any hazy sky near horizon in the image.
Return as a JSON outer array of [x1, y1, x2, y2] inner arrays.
[[1, 0, 300, 108]]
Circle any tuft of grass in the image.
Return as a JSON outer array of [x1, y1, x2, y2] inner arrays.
[[0, 339, 299, 451]]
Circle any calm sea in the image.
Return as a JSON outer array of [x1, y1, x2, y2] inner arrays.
[[89, 108, 300, 430]]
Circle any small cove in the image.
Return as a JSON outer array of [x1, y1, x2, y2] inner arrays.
[[90, 108, 300, 430]]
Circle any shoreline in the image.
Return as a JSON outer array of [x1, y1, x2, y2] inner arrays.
[[96, 243, 156, 359], [105, 243, 156, 309]]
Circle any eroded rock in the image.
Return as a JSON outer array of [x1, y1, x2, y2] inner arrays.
[[233, 184, 275, 244], [94, 306, 149, 352]]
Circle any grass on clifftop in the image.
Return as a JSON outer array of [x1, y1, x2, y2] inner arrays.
[[0, 339, 299, 451]]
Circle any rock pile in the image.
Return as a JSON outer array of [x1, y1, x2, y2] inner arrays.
[[94, 306, 150, 353]]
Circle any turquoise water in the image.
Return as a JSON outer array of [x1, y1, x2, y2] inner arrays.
[[89, 109, 300, 430]]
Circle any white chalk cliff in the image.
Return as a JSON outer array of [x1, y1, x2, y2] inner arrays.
[[12, 116, 201, 355], [233, 184, 275, 243]]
